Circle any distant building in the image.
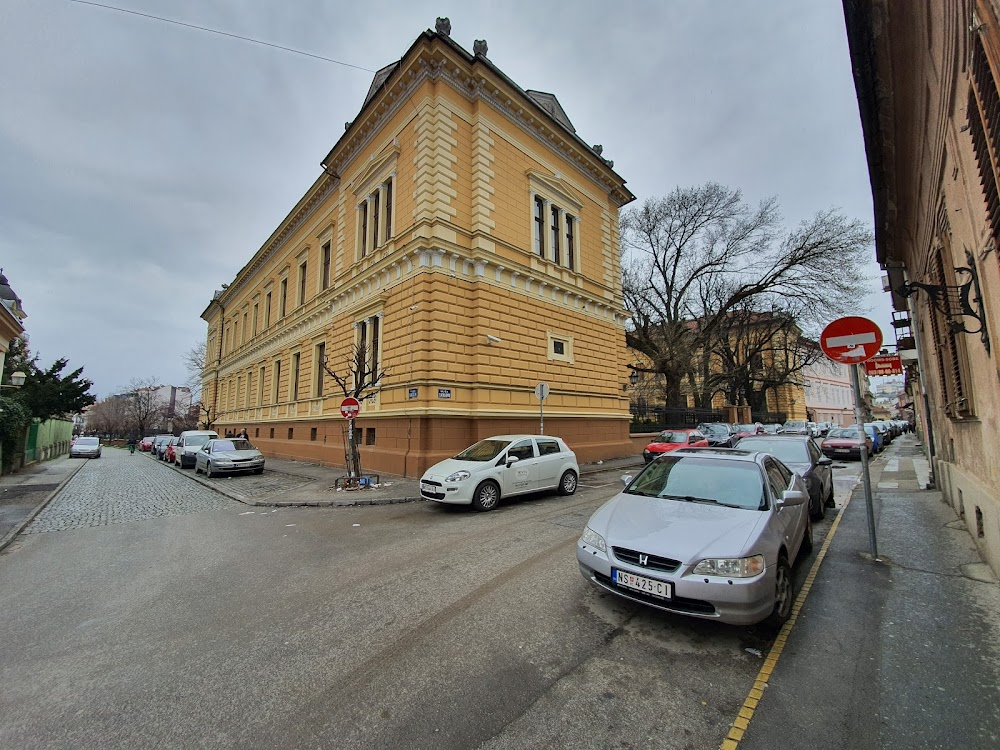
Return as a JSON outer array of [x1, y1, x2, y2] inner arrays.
[[133, 385, 193, 417], [0, 272, 26, 382], [802, 350, 854, 426]]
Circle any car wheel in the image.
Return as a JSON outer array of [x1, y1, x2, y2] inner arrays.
[[800, 516, 814, 555], [253, 467, 264, 475], [195, 464, 202, 475], [766, 555, 793, 628], [558, 470, 578, 496], [206, 462, 213, 479], [471, 480, 501, 512], [810, 485, 826, 521], [824, 482, 835, 508]]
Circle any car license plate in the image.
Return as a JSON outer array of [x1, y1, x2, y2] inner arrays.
[[613, 569, 672, 599], [420, 482, 435, 493], [835, 448, 850, 453]]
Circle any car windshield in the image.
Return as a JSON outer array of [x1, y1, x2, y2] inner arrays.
[[762, 425, 780, 433], [454, 439, 511, 461], [625, 456, 766, 510], [736, 438, 809, 464], [214, 439, 253, 451], [736, 424, 756, 432], [698, 424, 728, 434], [186, 435, 213, 447], [76, 437, 99, 446], [785, 421, 806, 429], [655, 431, 688, 444], [829, 429, 861, 439]]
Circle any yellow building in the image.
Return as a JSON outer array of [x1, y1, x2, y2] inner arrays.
[[201, 20, 635, 476]]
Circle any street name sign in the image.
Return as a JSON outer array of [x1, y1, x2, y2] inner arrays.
[[820, 316, 883, 364], [340, 397, 360, 419], [864, 354, 904, 376]]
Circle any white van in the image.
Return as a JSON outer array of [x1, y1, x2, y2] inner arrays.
[[174, 430, 219, 469]]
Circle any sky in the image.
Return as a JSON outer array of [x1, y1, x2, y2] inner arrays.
[[0, 0, 892, 398]]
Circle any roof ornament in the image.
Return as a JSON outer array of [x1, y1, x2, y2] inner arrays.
[[435, 17, 451, 36], [592, 144, 603, 155], [473, 39, 488, 57]]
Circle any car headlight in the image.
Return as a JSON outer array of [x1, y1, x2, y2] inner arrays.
[[580, 526, 607, 552], [692, 555, 765, 578], [445, 470, 471, 482]]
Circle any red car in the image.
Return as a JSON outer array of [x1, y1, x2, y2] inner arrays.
[[139, 436, 155, 452], [820, 427, 873, 460], [164, 438, 179, 464], [642, 429, 709, 463], [734, 423, 766, 439]]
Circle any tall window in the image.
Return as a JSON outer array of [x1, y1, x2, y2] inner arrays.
[[236, 376, 242, 409], [321, 242, 331, 290], [927, 245, 973, 415], [291, 352, 301, 401], [534, 195, 546, 256], [315, 342, 326, 397], [551, 205, 561, 265], [241, 312, 247, 344], [356, 315, 382, 386], [384, 178, 393, 241], [264, 292, 271, 327], [279, 278, 287, 317], [566, 215, 576, 270], [252, 303, 258, 337], [225, 325, 231, 354], [298, 261, 307, 307], [257, 365, 265, 405], [968, 34, 1000, 259], [273, 359, 282, 403], [371, 191, 380, 248], [359, 202, 369, 258]]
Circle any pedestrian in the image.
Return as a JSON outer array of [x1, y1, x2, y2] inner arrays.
[[239, 428, 248, 440], [127, 436, 136, 455]]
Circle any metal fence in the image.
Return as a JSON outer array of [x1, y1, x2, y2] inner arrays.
[[630, 406, 726, 433], [751, 411, 787, 424]]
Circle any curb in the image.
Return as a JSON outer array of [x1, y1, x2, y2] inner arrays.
[[0, 459, 88, 554]]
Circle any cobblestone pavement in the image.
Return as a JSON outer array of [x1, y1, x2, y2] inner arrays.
[[26, 449, 236, 533], [185, 466, 312, 498]]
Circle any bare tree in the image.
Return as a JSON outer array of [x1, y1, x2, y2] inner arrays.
[[622, 183, 873, 408], [320, 341, 388, 484], [85, 396, 130, 438], [183, 341, 206, 402], [120, 377, 163, 438]]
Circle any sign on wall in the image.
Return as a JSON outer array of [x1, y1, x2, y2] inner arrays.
[[438, 388, 452, 399], [864, 354, 903, 376]]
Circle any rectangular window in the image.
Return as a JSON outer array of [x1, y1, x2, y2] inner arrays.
[[315, 342, 326, 397], [358, 319, 368, 385], [264, 293, 271, 327], [310, 427, 318, 442], [225, 325, 231, 354], [384, 178, 393, 241], [279, 278, 287, 317], [288, 427, 294, 440], [273, 359, 282, 403], [551, 205, 561, 265], [298, 262, 307, 306], [322, 242, 331, 290], [236, 376, 242, 408], [255, 428, 259, 438], [371, 191, 381, 249], [269, 427, 274, 439], [291, 352, 301, 401], [566, 215, 575, 270], [241, 313, 247, 344], [252, 303, 258, 336], [553, 340, 565, 355], [359, 202, 369, 258], [365, 427, 376, 446], [534, 195, 545, 257], [258, 365, 265, 405], [370, 315, 380, 381]]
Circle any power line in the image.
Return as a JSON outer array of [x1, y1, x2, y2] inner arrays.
[[66, 0, 374, 72]]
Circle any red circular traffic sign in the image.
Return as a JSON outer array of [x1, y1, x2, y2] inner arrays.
[[340, 397, 360, 419], [820, 316, 883, 364]]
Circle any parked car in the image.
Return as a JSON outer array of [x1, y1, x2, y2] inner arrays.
[[697, 423, 739, 448], [174, 430, 220, 468], [733, 435, 834, 519], [762, 424, 785, 435], [419, 435, 579, 511], [194, 438, 265, 477], [782, 420, 810, 436], [816, 422, 833, 437], [821, 427, 872, 460], [860, 424, 884, 453], [807, 422, 821, 437], [152, 434, 174, 460], [139, 436, 155, 452], [577, 448, 811, 626], [871, 421, 893, 445], [734, 423, 766, 439], [164, 437, 180, 465], [642, 429, 709, 463], [69, 436, 102, 459]]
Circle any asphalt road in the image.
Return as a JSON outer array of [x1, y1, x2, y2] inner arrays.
[[0, 448, 869, 749]]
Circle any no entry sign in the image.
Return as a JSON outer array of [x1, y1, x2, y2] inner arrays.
[[340, 397, 360, 419], [820, 316, 883, 365], [864, 354, 903, 376]]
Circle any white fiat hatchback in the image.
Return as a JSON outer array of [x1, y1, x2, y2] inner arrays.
[[420, 435, 579, 511]]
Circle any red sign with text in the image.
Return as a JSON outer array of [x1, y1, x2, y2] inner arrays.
[[864, 354, 903, 376], [340, 397, 360, 419], [820, 317, 884, 364]]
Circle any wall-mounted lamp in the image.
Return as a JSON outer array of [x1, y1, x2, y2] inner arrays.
[[485, 334, 502, 344], [0, 370, 26, 389]]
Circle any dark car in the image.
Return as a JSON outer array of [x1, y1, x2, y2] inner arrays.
[[734, 435, 834, 519], [821, 427, 872, 461], [697, 422, 738, 448]]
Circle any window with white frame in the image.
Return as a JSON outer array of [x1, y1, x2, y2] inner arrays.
[[298, 261, 308, 307], [530, 184, 581, 272], [272, 358, 282, 403], [321, 241, 332, 290], [315, 342, 326, 397], [291, 352, 301, 401], [547, 332, 574, 363], [279, 277, 288, 318], [357, 176, 395, 259], [257, 365, 265, 405]]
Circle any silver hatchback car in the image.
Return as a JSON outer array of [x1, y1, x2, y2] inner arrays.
[[578, 448, 811, 627]]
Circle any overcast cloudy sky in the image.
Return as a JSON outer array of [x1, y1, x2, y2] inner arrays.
[[1, 0, 888, 397]]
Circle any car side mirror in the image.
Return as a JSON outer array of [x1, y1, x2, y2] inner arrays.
[[818, 456, 833, 466], [621, 474, 633, 486], [506, 455, 520, 468], [779, 489, 807, 508]]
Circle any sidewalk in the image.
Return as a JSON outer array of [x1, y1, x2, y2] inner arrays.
[[736, 434, 1000, 749], [0, 457, 85, 553]]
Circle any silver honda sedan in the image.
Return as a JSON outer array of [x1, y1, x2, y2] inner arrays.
[[577, 448, 811, 627]]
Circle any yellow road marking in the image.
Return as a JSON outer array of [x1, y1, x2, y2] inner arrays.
[[719, 493, 853, 750]]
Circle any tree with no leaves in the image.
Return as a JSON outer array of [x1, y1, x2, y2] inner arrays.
[[621, 183, 873, 409]]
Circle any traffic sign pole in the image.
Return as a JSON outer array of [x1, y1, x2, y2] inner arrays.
[[850, 363, 879, 560]]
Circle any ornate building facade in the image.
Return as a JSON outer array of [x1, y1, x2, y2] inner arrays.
[[201, 21, 635, 476]]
